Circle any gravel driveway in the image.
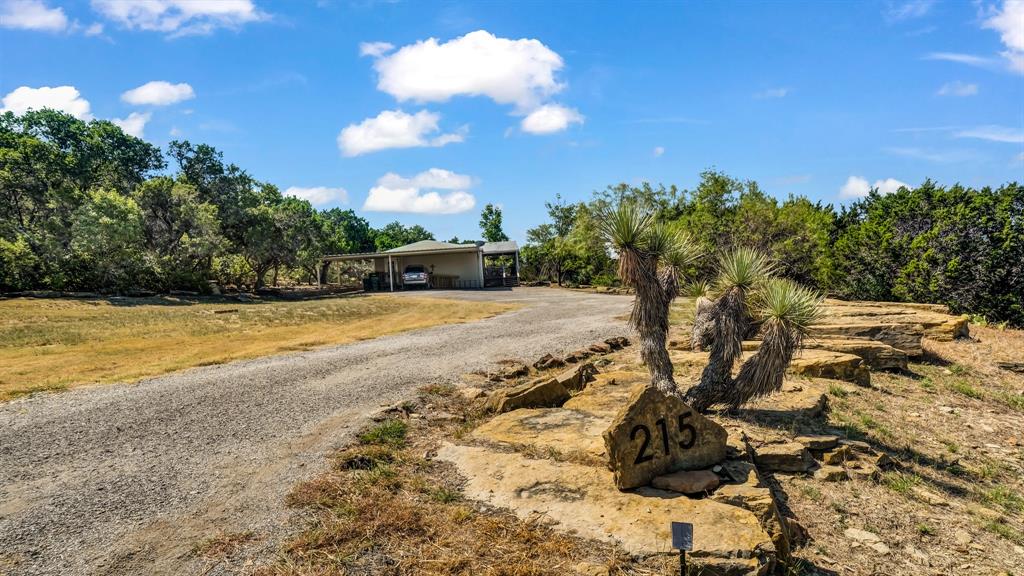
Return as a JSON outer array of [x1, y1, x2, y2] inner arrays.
[[0, 288, 631, 576]]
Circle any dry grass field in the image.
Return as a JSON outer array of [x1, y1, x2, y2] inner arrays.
[[0, 295, 515, 402]]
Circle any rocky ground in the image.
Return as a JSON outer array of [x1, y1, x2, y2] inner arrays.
[[259, 296, 1023, 575]]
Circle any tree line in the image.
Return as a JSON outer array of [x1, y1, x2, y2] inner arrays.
[[522, 171, 1023, 327], [0, 110, 514, 293]]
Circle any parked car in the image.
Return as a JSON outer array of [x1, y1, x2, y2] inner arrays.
[[401, 265, 430, 288]]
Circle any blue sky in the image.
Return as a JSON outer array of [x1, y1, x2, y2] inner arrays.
[[1, 0, 1022, 243]]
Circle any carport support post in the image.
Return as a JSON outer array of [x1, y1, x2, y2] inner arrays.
[[514, 251, 520, 279], [388, 255, 394, 291]]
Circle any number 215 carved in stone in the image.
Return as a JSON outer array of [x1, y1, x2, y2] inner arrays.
[[603, 387, 727, 490], [630, 411, 697, 464]]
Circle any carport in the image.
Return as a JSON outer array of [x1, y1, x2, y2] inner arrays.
[[320, 240, 519, 291]]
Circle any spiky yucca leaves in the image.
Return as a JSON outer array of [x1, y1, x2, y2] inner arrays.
[[652, 224, 699, 302], [714, 246, 776, 293], [684, 247, 776, 411], [726, 279, 823, 408], [597, 205, 696, 395]]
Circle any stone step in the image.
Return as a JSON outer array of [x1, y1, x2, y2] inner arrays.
[[787, 350, 871, 386], [743, 339, 907, 371], [470, 407, 611, 462], [808, 322, 924, 357], [671, 348, 870, 386], [737, 378, 830, 420], [437, 443, 777, 574]]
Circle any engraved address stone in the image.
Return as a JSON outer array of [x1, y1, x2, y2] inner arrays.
[[603, 385, 727, 489]]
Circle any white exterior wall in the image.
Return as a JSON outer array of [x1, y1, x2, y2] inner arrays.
[[393, 251, 480, 283]]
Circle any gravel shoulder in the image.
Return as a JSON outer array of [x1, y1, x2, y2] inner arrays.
[[0, 288, 631, 576]]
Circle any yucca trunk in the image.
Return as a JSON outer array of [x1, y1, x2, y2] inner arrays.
[[691, 295, 716, 351], [623, 249, 677, 394], [683, 286, 750, 411], [726, 319, 796, 408]]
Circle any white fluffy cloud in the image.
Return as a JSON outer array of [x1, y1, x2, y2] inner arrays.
[[984, 0, 1024, 72], [359, 41, 394, 57], [936, 80, 978, 96], [520, 104, 584, 134], [111, 111, 151, 138], [0, 0, 67, 31], [91, 0, 265, 36], [363, 168, 476, 214], [839, 176, 909, 198], [121, 81, 195, 106], [955, 124, 1024, 143], [1, 85, 92, 119], [653, 146, 665, 157], [369, 30, 565, 111], [337, 109, 464, 156], [285, 186, 348, 206]]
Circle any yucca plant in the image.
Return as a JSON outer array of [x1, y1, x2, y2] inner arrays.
[[724, 279, 823, 408], [685, 248, 775, 409], [598, 204, 698, 394]]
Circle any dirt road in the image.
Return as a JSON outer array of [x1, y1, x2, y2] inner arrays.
[[0, 288, 631, 575]]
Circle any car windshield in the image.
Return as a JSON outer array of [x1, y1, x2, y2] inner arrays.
[[404, 266, 426, 274]]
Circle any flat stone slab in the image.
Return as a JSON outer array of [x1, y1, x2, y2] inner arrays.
[[788, 350, 870, 386], [744, 339, 907, 371], [740, 379, 829, 420], [471, 407, 611, 461], [437, 443, 776, 571], [562, 371, 645, 417], [809, 322, 924, 357]]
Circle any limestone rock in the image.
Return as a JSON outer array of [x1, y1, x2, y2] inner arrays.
[[603, 336, 630, 350], [788, 350, 871, 387], [805, 339, 908, 371], [996, 361, 1024, 374], [740, 379, 829, 420], [489, 360, 530, 382], [437, 443, 776, 572], [555, 362, 598, 392], [821, 445, 853, 465], [911, 487, 950, 507], [809, 322, 923, 357], [459, 387, 486, 401], [563, 349, 594, 364], [712, 459, 791, 562], [651, 469, 721, 494], [923, 315, 970, 341], [813, 465, 850, 482], [603, 386, 728, 490], [471, 407, 610, 460], [752, 442, 814, 473], [795, 434, 839, 451], [486, 377, 570, 413], [563, 373, 643, 417], [533, 353, 565, 371]]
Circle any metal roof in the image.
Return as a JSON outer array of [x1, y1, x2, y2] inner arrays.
[[481, 241, 519, 254], [385, 240, 477, 254], [322, 239, 481, 261]]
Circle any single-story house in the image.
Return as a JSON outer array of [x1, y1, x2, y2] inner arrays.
[[320, 240, 519, 290]]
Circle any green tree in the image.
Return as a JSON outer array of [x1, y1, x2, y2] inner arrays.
[[479, 203, 509, 242], [373, 222, 434, 252], [70, 189, 146, 290]]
